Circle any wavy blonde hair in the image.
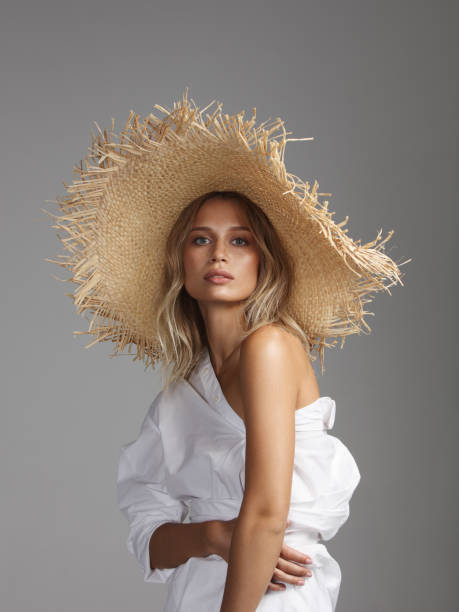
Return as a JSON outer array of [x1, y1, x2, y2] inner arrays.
[[155, 190, 313, 391]]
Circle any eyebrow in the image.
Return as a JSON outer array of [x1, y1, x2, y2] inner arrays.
[[189, 225, 252, 232]]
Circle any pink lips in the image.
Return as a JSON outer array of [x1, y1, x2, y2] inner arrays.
[[204, 269, 234, 284], [205, 276, 233, 284]]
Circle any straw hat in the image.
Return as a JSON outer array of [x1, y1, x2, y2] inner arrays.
[[43, 88, 410, 371]]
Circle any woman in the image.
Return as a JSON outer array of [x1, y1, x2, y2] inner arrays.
[[117, 188, 364, 611], [45, 90, 408, 611]]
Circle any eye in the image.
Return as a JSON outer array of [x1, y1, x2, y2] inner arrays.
[[232, 237, 250, 246], [191, 235, 250, 246], [191, 236, 210, 246]]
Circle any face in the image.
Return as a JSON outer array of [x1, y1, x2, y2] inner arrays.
[[182, 197, 260, 306]]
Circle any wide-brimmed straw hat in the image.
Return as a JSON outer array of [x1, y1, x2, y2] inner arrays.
[[43, 88, 410, 372]]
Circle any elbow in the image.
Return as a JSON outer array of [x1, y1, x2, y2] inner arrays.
[[240, 489, 290, 533], [240, 506, 288, 535]]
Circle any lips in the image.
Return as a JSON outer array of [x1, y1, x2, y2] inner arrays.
[[204, 269, 234, 280]]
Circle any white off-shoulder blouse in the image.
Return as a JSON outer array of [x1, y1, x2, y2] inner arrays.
[[117, 346, 361, 611]]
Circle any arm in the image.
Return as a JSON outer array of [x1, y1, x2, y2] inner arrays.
[[117, 395, 204, 583], [148, 520, 214, 572], [220, 327, 299, 612]]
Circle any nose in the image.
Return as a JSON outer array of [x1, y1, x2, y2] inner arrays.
[[210, 237, 228, 262]]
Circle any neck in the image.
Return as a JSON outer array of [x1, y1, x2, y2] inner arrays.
[[198, 301, 245, 374]]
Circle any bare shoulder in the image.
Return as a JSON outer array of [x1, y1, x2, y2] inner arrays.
[[240, 323, 308, 364], [240, 324, 320, 409], [240, 323, 292, 360], [239, 324, 299, 391]]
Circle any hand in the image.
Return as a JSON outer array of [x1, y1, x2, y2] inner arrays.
[[267, 520, 313, 592], [206, 518, 313, 592]]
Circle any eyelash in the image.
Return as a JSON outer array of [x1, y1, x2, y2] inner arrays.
[[191, 236, 250, 247]]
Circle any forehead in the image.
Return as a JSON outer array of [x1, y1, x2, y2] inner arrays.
[[194, 198, 249, 225]]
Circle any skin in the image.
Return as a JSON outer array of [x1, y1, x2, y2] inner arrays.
[[182, 196, 261, 377], [181, 197, 321, 602]]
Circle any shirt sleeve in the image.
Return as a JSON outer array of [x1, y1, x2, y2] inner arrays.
[[116, 395, 188, 584]]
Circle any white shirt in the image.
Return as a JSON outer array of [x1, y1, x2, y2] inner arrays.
[[117, 346, 361, 611]]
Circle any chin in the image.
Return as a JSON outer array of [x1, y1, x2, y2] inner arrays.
[[198, 290, 250, 303]]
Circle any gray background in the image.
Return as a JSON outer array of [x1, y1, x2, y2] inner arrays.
[[2, 0, 457, 610]]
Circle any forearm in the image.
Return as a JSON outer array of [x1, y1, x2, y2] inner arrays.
[[220, 513, 285, 612], [149, 520, 214, 571]]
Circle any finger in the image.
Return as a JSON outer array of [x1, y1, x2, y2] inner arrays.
[[273, 559, 312, 582], [280, 543, 313, 565], [272, 566, 310, 586], [267, 580, 286, 592]]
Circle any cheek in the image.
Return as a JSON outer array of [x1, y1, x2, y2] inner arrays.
[[250, 247, 260, 268], [182, 247, 208, 285], [240, 250, 260, 279], [182, 245, 198, 271]]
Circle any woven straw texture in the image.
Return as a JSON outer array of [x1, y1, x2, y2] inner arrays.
[[44, 88, 409, 371]]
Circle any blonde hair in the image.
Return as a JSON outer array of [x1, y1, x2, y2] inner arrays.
[[155, 190, 313, 391]]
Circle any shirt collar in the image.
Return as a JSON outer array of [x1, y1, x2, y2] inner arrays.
[[188, 346, 245, 433]]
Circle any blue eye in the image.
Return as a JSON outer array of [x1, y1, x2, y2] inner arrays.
[[232, 237, 249, 246], [191, 236, 249, 246], [192, 236, 209, 245]]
